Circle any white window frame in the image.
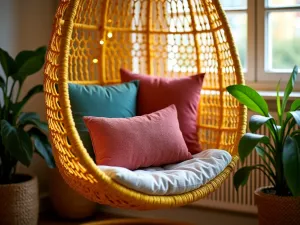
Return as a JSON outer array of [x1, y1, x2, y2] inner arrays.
[[252, 0, 300, 91], [223, 0, 300, 92], [256, 0, 300, 84]]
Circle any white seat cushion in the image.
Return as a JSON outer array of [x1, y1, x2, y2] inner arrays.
[[98, 149, 232, 195]]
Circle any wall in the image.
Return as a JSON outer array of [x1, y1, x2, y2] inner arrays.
[[0, 0, 57, 195]]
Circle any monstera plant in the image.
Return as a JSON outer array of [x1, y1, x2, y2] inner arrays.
[[0, 46, 55, 185]]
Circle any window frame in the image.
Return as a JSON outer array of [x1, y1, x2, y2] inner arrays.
[[256, 0, 300, 87], [223, 0, 300, 92]]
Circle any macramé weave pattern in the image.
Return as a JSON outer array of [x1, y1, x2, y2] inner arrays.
[[44, 0, 247, 210]]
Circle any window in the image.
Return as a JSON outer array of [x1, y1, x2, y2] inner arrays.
[[220, 0, 247, 70], [131, 0, 300, 90], [222, 0, 300, 90]]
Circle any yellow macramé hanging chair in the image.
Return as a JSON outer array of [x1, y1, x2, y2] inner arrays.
[[44, 0, 247, 210]]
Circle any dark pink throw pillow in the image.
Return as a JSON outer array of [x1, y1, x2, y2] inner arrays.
[[120, 68, 205, 154], [83, 105, 192, 170]]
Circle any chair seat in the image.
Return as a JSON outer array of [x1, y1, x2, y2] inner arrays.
[[98, 149, 232, 195]]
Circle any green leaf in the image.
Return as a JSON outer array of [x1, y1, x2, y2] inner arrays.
[[35, 46, 47, 55], [291, 99, 300, 111], [17, 112, 48, 133], [0, 120, 33, 167], [282, 65, 298, 113], [255, 145, 276, 176], [15, 55, 45, 81], [276, 125, 282, 133], [0, 48, 17, 76], [234, 166, 256, 191], [249, 115, 273, 133], [288, 111, 300, 126], [238, 133, 270, 164], [0, 76, 5, 89], [276, 80, 282, 123], [15, 50, 36, 69], [12, 84, 43, 117], [28, 127, 55, 168], [283, 135, 300, 196], [13, 47, 46, 82], [255, 146, 265, 159], [227, 85, 269, 116]]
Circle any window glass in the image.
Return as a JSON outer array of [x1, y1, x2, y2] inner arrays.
[[219, 0, 247, 9], [226, 13, 247, 69], [267, 0, 300, 7], [267, 11, 300, 70]]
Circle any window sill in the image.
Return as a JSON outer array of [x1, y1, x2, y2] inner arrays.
[[258, 91, 300, 100], [246, 81, 300, 93], [256, 91, 299, 112]]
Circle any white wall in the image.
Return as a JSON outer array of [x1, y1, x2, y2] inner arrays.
[[0, 1, 18, 55], [0, 0, 57, 194]]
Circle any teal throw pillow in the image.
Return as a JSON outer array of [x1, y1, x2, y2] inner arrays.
[[68, 81, 139, 158]]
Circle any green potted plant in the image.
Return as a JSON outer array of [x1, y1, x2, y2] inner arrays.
[[227, 65, 300, 225], [0, 46, 55, 225]]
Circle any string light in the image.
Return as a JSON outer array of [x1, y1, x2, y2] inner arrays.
[[92, 58, 98, 63], [107, 32, 113, 38], [99, 40, 104, 45]]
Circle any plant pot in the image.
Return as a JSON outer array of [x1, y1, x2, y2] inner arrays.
[[49, 168, 97, 219], [254, 187, 300, 225], [0, 174, 39, 225]]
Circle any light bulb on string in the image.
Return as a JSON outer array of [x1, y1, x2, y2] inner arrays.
[[107, 32, 113, 38]]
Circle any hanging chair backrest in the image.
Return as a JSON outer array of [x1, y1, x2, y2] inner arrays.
[[46, 0, 245, 156]]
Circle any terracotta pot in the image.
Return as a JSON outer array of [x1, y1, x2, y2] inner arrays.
[[254, 187, 300, 225], [49, 168, 97, 219], [0, 174, 39, 225]]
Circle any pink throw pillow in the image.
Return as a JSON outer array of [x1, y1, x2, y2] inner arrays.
[[84, 105, 192, 170], [120, 68, 205, 154]]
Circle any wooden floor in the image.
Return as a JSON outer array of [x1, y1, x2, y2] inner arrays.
[[38, 201, 257, 225], [38, 211, 129, 225], [38, 211, 191, 225]]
